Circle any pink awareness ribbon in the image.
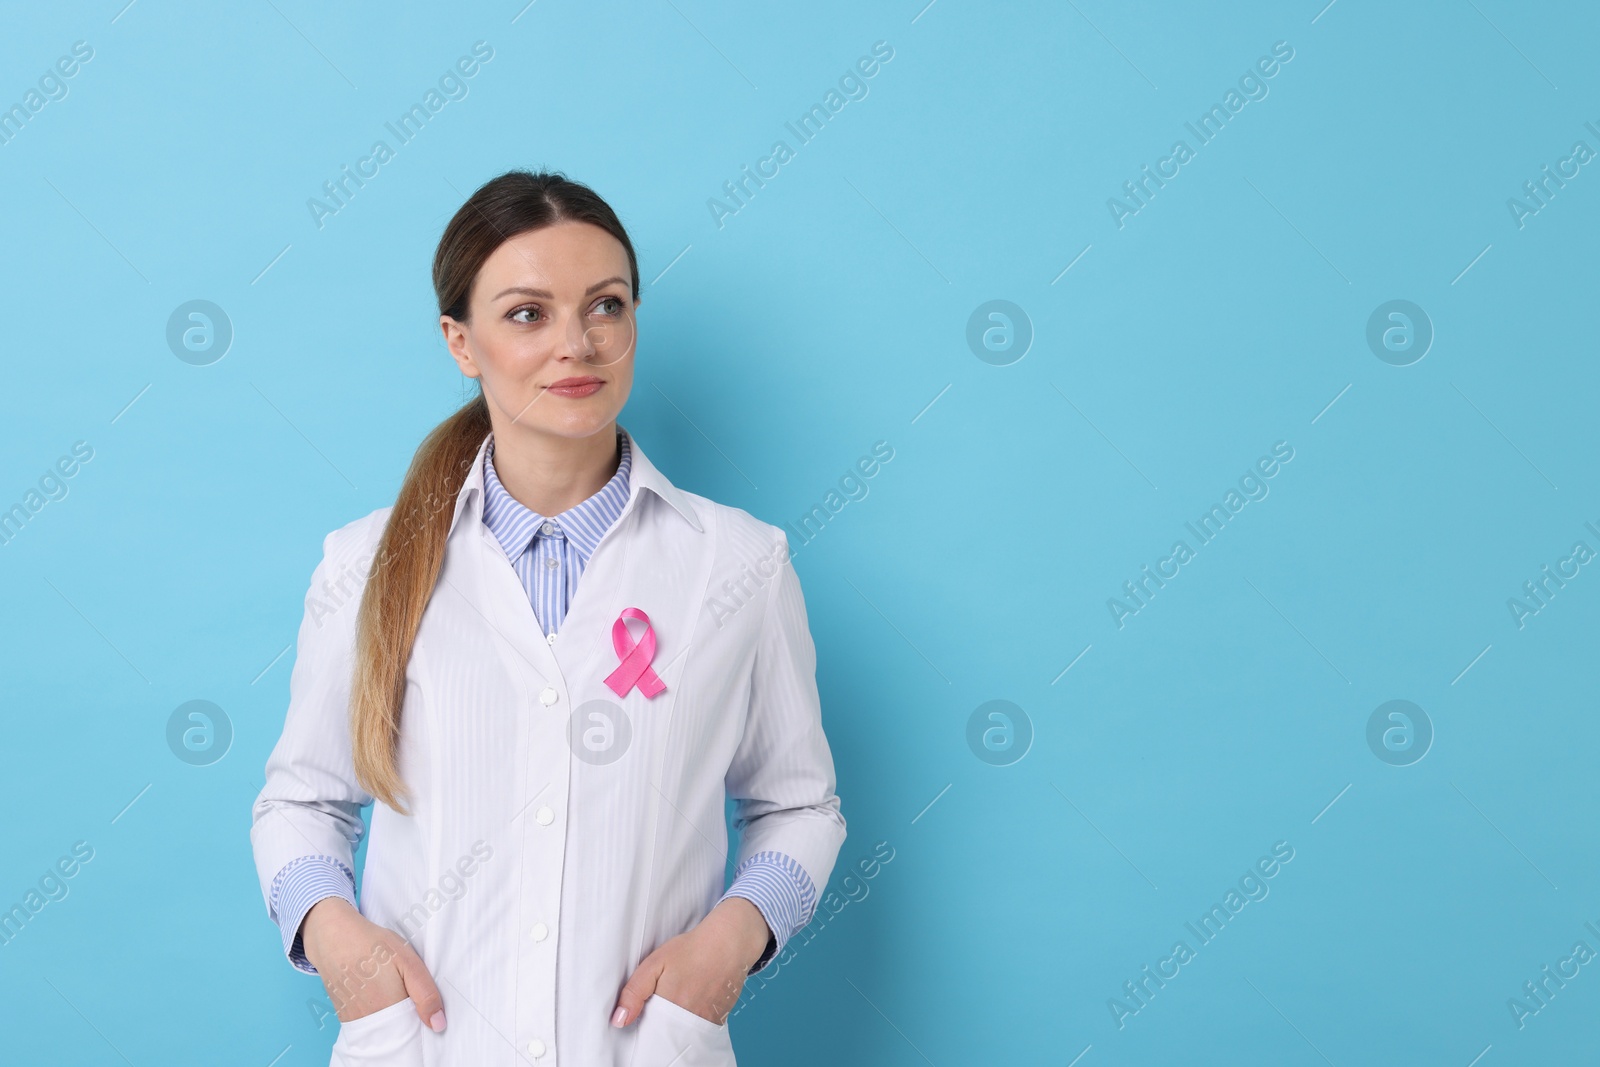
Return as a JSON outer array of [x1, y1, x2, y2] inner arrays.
[[603, 607, 667, 698]]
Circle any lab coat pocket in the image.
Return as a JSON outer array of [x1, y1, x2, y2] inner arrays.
[[633, 993, 736, 1067], [329, 996, 424, 1067]]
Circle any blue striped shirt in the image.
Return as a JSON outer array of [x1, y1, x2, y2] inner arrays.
[[270, 428, 814, 975], [480, 429, 632, 635]]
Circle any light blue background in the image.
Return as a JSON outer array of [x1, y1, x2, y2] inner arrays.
[[2, 1, 1597, 1063]]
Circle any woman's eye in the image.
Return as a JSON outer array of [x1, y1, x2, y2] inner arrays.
[[595, 296, 625, 316], [510, 306, 542, 324]]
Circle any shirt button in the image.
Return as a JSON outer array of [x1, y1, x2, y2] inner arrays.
[[539, 687, 558, 706], [535, 805, 554, 826], [527, 1037, 547, 1057], [546, 632, 557, 645], [545, 557, 558, 569], [530, 922, 549, 941], [541, 522, 555, 534]]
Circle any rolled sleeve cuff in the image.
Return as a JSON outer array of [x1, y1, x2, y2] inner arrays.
[[270, 855, 356, 975], [717, 850, 817, 974]]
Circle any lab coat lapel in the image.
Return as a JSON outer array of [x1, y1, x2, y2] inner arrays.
[[442, 430, 563, 693], [557, 506, 708, 709], [472, 521, 562, 691], [558, 428, 711, 701]]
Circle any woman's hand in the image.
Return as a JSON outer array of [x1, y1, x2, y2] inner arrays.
[[612, 897, 772, 1027], [301, 897, 448, 1033]]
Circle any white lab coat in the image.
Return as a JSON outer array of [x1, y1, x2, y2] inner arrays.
[[250, 426, 847, 1067]]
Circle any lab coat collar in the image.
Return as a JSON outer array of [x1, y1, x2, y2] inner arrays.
[[446, 423, 704, 540]]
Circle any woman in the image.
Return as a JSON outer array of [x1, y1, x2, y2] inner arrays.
[[250, 170, 847, 1067]]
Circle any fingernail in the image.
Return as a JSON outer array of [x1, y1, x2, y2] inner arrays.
[[430, 1011, 446, 1033], [611, 1006, 628, 1028]]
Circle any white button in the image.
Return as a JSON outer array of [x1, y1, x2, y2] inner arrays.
[[546, 632, 556, 645], [545, 557, 558, 568], [541, 522, 554, 534], [526, 1037, 546, 1057], [530, 922, 549, 941], [539, 687, 558, 706], [535, 805, 554, 825]]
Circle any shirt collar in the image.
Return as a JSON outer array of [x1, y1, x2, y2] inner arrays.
[[480, 428, 631, 564], [448, 423, 704, 543]]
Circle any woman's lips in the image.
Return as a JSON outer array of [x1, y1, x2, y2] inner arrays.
[[545, 377, 604, 398]]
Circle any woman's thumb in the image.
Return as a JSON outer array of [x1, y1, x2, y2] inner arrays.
[[613, 956, 663, 1028], [393, 940, 447, 1033]]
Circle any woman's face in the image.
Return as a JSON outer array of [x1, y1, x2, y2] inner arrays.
[[441, 220, 637, 442]]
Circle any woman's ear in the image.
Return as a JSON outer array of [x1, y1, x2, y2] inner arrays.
[[440, 316, 480, 378]]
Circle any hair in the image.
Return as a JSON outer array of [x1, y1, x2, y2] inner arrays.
[[349, 169, 640, 813]]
